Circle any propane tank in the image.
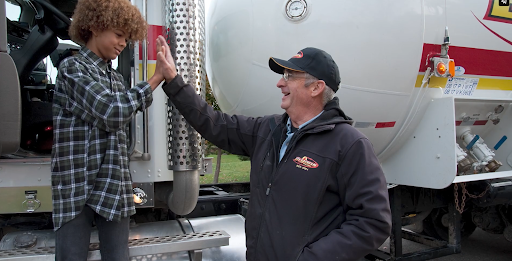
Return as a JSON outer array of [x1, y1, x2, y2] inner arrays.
[[205, 0, 512, 162]]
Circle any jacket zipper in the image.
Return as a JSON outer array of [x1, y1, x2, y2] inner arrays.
[[294, 164, 332, 261], [255, 158, 285, 249], [295, 247, 306, 261], [256, 129, 304, 252], [255, 124, 333, 259], [254, 124, 281, 253], [259, 149, 270, 172], [285, 126, 334, 261]]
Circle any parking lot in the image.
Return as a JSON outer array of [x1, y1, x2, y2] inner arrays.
[[368, 228, 512, 261]]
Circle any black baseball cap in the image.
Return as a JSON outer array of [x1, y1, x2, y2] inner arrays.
[[269, 47, 341, 92]]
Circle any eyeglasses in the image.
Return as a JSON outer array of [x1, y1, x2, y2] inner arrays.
[[282, 70, 306, 82]]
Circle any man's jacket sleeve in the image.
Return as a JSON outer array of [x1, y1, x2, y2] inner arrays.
[[162, 75, 265, 156], [298, 138, 392, 261]]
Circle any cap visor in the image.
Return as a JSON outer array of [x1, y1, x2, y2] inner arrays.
[[269, 57, 304, 74]]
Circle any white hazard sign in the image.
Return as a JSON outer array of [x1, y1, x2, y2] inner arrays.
[[444, 77, 479, 96]]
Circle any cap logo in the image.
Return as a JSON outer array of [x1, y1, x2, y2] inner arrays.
[[292, 51, 304, 59]]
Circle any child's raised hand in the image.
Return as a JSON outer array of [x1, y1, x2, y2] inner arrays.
[[156, 35, 177, 82]]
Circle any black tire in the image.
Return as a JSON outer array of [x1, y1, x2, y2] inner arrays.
[[422, 207, 477, 240]]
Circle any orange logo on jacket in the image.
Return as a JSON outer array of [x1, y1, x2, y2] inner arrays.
[[293, 156, 319, 171]]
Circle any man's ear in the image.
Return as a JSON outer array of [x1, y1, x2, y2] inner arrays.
[[311, 80, 326, 98]]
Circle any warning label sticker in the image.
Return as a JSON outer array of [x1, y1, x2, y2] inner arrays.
[[444, 77, 479, 96]]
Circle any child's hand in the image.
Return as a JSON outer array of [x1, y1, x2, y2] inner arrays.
[[156, 35, 177, 82]]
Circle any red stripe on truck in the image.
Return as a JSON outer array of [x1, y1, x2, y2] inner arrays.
[[455, 120, 488, 126], [419, 44, 512, 78], [375, 122, 396, 128]]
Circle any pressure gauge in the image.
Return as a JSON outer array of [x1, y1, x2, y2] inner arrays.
[[285, 0, 308, 20]]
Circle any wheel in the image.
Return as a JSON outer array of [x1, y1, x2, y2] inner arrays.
[[422, 207, 477, 240]]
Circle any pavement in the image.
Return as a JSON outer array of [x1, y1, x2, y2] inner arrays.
[[433, 228, 511, 261], [367, 228, 512, 261]]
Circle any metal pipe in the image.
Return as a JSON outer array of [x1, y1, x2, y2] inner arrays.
[[130, 0, 150, 160], [167, 170, 200, 215], [128, 0, 137, 156], [141, 0, 151, 160], [165, 0, 206, 215]]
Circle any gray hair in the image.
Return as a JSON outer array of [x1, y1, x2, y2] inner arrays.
[[304, 73, 335, 105]]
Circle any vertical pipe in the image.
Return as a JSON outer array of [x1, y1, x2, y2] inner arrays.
[[164, 0, 205, 215], [130, 0, 150, 160], [126, 0, 138, 156], [141, 0, 150, 160], [141, 0, 147, 84], [166, 0, 206, 171]]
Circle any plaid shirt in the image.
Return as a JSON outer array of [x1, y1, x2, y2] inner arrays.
[[51, 47, 153, 230]]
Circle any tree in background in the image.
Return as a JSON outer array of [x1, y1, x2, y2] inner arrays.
[[204, 76, 222, 183], [205, 76, 220, 111]]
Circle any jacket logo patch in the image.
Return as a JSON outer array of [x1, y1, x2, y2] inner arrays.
[[293, 156, 319, 171]]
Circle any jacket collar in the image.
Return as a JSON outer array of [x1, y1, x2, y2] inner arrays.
[[280, 97, 353, 130]]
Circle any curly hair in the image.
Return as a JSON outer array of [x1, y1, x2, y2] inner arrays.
[[69, 0, 147, 45]]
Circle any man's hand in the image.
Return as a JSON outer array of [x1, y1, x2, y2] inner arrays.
[[156, 35, 177, 82]]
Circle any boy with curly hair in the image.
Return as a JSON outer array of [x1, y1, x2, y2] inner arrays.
[[51, 0, 170, 260]]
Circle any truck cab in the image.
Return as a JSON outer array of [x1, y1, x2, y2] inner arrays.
[[0, 1, 248, 260]]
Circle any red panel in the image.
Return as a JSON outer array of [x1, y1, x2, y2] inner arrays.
[[474, 120, 489, 126], [375, 122, 396, 128], [418, 44, 512, 78], [139, 25, 164, 61]]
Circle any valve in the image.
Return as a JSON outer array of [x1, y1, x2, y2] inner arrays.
[[455, 143, 474, 175], [487, 105, 504, 125], [459, 129, 502, 173]]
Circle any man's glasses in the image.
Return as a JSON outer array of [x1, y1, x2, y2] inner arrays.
[[282, 70, 306, 82]]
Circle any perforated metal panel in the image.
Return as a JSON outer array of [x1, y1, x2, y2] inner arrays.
[[0, 231, 229, 261], [164, 0, 206, 171]]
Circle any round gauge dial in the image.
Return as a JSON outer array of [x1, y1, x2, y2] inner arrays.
[[286, 0, 308, 20]]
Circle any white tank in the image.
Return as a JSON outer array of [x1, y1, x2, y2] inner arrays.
[[206, 0, 512, 182]]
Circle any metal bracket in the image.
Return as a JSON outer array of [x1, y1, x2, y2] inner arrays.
[[189, 249, 202, 261]]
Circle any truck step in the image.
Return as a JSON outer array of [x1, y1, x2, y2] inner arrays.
[[0, 230, 230, 261]]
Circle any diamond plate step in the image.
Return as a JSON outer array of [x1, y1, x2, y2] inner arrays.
[[0, 230, 230, 261]]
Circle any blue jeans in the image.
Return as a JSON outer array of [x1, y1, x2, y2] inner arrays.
[[55, 205, 130, 261]]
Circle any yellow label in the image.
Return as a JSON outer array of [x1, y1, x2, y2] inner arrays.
[[489, 1, 512, 20], [415, 75, 512, 91]]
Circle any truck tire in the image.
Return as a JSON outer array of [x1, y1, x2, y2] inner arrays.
[[422, 207, 477, 240]]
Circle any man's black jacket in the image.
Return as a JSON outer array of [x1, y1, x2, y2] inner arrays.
[[163, 75, 391, 261]]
